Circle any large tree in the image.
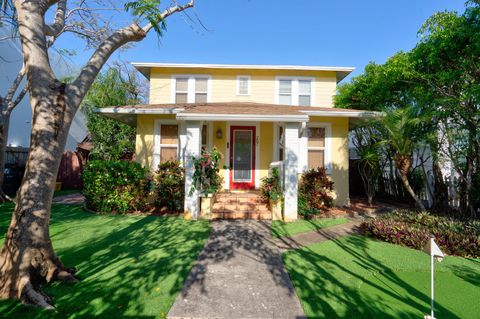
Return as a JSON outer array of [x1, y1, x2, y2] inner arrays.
[[83, 66, 144, 160], [411, 2, 480, 217], [0, 0, 194, 308]]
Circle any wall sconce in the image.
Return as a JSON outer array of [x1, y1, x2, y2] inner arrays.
[[216, 128, 223, 139]]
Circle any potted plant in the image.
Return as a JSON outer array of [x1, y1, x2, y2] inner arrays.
[[191, 147, 222, 219], [260, 167, 283, 220]]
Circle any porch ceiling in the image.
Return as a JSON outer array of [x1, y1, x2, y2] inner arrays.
[[94, 102, 379, 126]]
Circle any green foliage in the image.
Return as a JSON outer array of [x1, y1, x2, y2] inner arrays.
[[154, 161, 185, 212], [361, 210, 480, 258], [82, 160, 151, 213], [83, 67, 141, 161], [125, 0, 167, 35], [260, 167, 283, 203], [378, 105, 424, 157], [191, 147, 222, 196], [298, 167, 334, 219]]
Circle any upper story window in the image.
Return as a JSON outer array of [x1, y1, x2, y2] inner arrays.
[[276, 77, 314, 106], [173, 76, 210, 103], [237, 76, 250, 95]]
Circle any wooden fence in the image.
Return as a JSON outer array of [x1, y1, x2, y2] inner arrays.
[[57, 151, 85, 190]]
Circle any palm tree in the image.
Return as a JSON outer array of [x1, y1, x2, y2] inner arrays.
[[379, 106, 426, 210]]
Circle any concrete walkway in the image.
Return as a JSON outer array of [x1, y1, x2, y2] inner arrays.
[[274, 219, 362, 252], [168, 220, 306, 319], [52, 193, 85, 204]]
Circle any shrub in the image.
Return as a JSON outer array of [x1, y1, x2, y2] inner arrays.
[[191, 147, 222, 196], [83, 160, 151, 213], [155, 161, 185, 212], [298, 167, 334, 218], [260, 167, 283, 203], [360, 210, 480, 258]]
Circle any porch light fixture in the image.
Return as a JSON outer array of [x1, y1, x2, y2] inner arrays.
[[216, 128, 223, 139]]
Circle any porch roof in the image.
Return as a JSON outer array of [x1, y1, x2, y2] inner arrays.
[[94, 102, 379, 126]]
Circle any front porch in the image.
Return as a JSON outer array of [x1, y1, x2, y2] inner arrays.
[[96, 102, 371, 220]]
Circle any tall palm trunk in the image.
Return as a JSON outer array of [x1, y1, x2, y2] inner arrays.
[[395, 154, 426, 210]]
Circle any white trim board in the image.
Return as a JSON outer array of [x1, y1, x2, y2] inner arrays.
[[132, 62, 355, 72]]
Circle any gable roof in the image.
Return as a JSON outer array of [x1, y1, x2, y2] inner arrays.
[[132, 62, 355, 82]]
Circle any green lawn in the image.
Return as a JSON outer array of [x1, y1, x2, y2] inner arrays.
[[271, 217, 349, 238], [0, 203, 210, 318], [283, 235, 480, 319]]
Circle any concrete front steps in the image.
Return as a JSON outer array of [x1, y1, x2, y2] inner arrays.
[[212, 192, 271, 220]]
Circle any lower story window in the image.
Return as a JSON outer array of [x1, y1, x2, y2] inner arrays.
[[307, 127, 325, 169], [160, 124, 179, 163]]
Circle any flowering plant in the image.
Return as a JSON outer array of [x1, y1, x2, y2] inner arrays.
[[191, 147, 222, 196], [260, 167, 283, 203]]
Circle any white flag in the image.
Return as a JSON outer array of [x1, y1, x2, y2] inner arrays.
[[423, 237, 444, 262]]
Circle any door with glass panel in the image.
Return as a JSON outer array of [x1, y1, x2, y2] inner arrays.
[[229, 126, 256, 190]]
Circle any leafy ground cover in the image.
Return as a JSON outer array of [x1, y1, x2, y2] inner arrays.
[[0, 203, 210, 318], [271, 217, 349, 238], [283, 235, 480, 319], [361, 210, 480, 257]]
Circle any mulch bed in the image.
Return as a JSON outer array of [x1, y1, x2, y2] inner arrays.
[[306, 197, 410, 220]]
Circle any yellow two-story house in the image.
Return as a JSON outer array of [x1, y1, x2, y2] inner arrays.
[[98, 63, 374, 220]]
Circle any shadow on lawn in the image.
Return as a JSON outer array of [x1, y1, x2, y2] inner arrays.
[[179, 219, 296, 298], [0, 204, 210, 318], [283, 235, 461, 319]]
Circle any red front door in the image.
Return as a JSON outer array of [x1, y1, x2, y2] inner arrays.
[[230, 126, 256, 190]]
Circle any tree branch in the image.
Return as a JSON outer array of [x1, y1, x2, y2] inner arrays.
[[3, 64, 25, 106], [142, 0, 194, 33], [67, 0, 194, 113], [44, 0, 66, 36]]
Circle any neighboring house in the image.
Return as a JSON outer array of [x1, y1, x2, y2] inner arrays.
[[97, 63, 375, 220], [0, 27, 87, 150]]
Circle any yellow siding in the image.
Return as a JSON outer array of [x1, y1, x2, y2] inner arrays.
[[212, 121, 227, 190], [135, 114, 176, 168], [259, 122, 274, 183], [310, 116, 350, 206], [149, 68, 337, 107]]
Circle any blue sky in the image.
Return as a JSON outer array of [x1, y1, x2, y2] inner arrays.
[[55, 0, 467, 81]]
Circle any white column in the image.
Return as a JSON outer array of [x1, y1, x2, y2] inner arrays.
[[184, 121, 202, 219], [283, 122, 300, 221]]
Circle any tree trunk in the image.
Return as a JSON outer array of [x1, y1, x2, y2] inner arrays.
[[395, 154, 426, 210], [0, 110, 12, 201], [432, 161, 450, 212], [0, 85, 76, 308]]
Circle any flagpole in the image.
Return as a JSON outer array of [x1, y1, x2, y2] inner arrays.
[[431, 251, 434, 319]]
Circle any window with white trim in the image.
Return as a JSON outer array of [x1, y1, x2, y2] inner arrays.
[[298, 80, 311, 106], [278, 80, 292, 105], [159, 124, 179, 163], [195, 78, 208, 103], [175, 78, 188, 103], [174, 76, 210, 103], [277, 78, 313, 106], [307, 127, 325, 169], [237, 76, 250, 95]]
